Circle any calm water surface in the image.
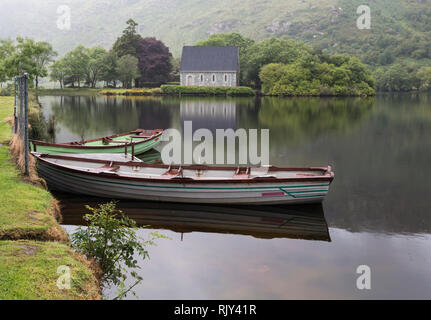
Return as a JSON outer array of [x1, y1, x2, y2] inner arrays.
[[39, 93, 431, 299]]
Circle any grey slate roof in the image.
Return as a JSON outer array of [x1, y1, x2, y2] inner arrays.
[[180, 46, 239, 72]]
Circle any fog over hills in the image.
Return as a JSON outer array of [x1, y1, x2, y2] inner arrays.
[[0, 0, 430, 69]]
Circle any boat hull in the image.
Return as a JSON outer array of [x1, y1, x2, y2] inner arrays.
[[31, 136, 160, 155], [37, 160, 332, 205]]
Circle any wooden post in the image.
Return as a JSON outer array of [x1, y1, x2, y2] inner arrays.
[[24, 74, 29, 176], [19, 79, 23, 138], [13, 77, 17, 133]]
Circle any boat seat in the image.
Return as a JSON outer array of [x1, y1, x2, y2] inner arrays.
[[296, 173, 317, 177], [233, 167, 250, 179], [162, 166, 184, 179], [102, 137, 113, 145], [94, 162, 120, 173], [252, 174, 277, 180], [70, 141, 85, 145]]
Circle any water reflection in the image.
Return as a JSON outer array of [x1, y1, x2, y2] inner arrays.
[[57, 193, 330, 242], [37, 94, 431, 236], [180, 99, 237, 133], [38, 93, 431, 299]]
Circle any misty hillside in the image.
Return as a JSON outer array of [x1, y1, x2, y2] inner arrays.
[[0, 0, 430, 69]]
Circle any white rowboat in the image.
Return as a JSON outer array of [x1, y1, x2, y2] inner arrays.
[[33, 152, 335, 205]]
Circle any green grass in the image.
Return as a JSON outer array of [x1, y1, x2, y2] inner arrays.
[[0, 240, 100, 300], [35, 88, 102, 96], [0, 97, 101, 299], [101, 88, 162, 96], [0, 146, 61, 239], [0, 97, 63, 240], [0, 97, 14, 142]]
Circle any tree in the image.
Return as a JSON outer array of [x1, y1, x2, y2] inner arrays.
[[243, 38, 313, 87], [417, 66, 431, 91], [85, 47, 108, 88], [2, 37, 36, 81], [116, 54, 140, 88], [112, 19, 141, 58], [50, 58, 68, 89], [259, 53, 375, 96], [374, 64, 414, 92], [0, 39, 16, 85], [100, 52, 119, 87], [0, 38, 57, 87], [112, 21, 173, 86], [32, 41, 57, 88], [195, 33, 254, 85], [63, 45, 89, 87], [195, 32, 254, 56], [135, 37, 172, 85]]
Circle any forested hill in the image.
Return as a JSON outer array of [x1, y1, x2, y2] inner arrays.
[[1, 0, 430, 90], [0, 0, 429, 58]]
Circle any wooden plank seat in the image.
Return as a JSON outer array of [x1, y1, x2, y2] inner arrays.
[[162, 166, 183, 179], [233, 167, 250, 179], [102, 137, 113, 145], [69, 141, 85, 145], [94, 162, 120, 173]]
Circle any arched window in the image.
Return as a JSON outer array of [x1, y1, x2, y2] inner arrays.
[[200, 74, 204, 82], [224, 74, 228, 83], [212, 74, 216, 83], [187, 75, 193, 86]]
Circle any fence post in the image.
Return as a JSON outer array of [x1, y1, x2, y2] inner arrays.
[[14, 77, 17, 133], [24, 73, 29, 176]]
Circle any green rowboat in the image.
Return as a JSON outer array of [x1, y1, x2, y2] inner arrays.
[[31, 129, 163, 155]]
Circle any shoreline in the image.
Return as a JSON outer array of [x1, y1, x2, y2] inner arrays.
[[35, 86, 378, 97], [0, 96, 101, 300]]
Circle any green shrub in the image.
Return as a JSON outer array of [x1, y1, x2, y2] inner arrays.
[[71, 201, 169, 299], [160, 85, 255, 96], [259, 56, 375, 96], [0, 85, 13, 96]]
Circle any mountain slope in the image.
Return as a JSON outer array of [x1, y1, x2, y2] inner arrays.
[[0, 0, 430, 69]]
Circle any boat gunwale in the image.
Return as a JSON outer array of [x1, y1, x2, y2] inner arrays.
[[30, 129, 163, 150], [33, 153, 335, 185]]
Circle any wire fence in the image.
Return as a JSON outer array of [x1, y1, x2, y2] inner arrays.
[[14, 73, 29, 176]]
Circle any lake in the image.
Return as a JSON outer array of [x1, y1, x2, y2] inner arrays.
[[38, 93, 431, 299]]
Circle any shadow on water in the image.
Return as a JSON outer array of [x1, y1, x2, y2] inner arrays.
[[55, 192, 331, 242]]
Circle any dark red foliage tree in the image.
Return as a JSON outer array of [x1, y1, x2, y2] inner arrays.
[[135, 37, 172, 86]]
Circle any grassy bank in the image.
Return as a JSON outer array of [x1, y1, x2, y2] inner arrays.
[[36, 86, 256, 97], [0, 240, 100, 299], [100, 88, 162, 96], [35, 88, 101, 96], [0, 96, 101, 299]]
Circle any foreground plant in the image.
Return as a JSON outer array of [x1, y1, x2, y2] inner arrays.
[[71, 201, 167, 299]]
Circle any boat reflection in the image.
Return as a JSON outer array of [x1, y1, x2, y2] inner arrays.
[[56, 193, 331, 242]]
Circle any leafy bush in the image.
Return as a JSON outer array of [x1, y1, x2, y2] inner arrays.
[[100, 88, 161, 96], [160, 85, 255, 96], [0, 85, 13, 96], [259, 55, 375, 97], [71, 201, 168, 299]]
